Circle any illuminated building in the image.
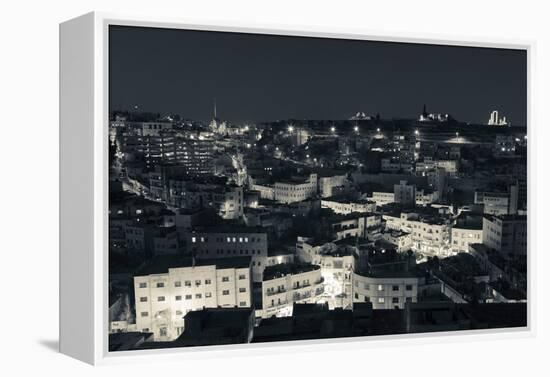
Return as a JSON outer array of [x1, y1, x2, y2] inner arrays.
[[134, 256, 252, 341]]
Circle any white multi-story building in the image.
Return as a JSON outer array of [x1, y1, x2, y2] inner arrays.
[[321, 199, 377, 215], [352, 272, 420, 310], [295, 239, 355, 309], [274, 174, 318, 204], [451, 215, 483, 254], [261, 263, 324, 318], [187, 227, 268, 281], [330, 213, 382, 240], [482, 214, 527, 257], [371, 191, 395, 206], [134, 257, 252, 341], [383, 212, 451, 256]]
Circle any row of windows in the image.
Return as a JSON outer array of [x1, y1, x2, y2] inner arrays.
[[354, 282, 413, 291], [354, 294, 413, 304], [138, 275, 246, 289], [191, 236, 263, 243], [139, 288, 248, 307]]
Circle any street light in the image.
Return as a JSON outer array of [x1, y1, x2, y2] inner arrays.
[[376, 128, 380, 133], [331, 126, 336, 133], [354, 126, 359, 132], [414, 129, 419, 136], [288, 126, 294, 133]]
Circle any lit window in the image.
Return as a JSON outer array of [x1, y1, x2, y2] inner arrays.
[[191, 237, 196, 243], [378, 297, 385, 304], [378, 285, 384, 291]]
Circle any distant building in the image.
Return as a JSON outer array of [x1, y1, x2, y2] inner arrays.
[[274, 173, 318, 204], [475, 184, 518, 215], [187, 227, 269, 281], [321, 198, 377, 215], [134, 257, 253, 341], [394, 180, 416, 206], [482, 214, 527, 257], [488, 110, 509, 126]]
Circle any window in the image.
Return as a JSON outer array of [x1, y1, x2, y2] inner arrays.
[[157, 296, 165, 302], [378, 297, 385, 304], [142, 328, 149, 332], [405, 284, 413, 291], [191, 237, 196, 243], [175, 310, 183, 316], [139, 297, 147, 302], [392, 297, 399, 304], [222, 290, 230, 295], [205, 292, 212, 298], [139, 282, 147, 288], [364, 296, 370, 302], [406, 297, 413, 303], [377, 284, 384, 291], [222, 276, 230, 282], [205, 279, 211, 285], [185, 281, 191, 287], [159, 327, 167, 337], [392, 285, 399, 291], [364, 283, 370, 290], [195, 280, 201, 286], [174, 281, 181, 287], [156, 282, 164, 288], [238, 274, 246, 280], [354, 293, 359, 299], [239, 301, 247, 307], [141, 311, 149, 317], [175, 295, 182, 301], [185, 294, 192, 300], [239, 287, 246, 293]]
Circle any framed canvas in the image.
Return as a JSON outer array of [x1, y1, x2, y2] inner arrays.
[[59, 12, 533, 365]]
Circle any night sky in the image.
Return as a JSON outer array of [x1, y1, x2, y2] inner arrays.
[[109, 25, 527, 126]]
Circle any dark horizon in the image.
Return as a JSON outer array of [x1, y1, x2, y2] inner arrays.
[[109, 25, 527, 126]]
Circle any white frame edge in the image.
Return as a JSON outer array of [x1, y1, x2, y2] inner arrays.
[[59, 11, 536, 365]]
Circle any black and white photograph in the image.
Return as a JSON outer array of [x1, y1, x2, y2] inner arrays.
[[107, 25, 528, 351]]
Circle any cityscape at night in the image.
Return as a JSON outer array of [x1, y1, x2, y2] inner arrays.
[[107, 26, 527, 351]]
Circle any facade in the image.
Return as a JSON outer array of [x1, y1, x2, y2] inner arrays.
[[371, 191, 395, 206], [352, 272, 420, 310], [187, 227, 269, 281], [482, 214, 527, 257], [274, 174, 318, 203], [134, 257, 252, 341], [384, 212, 451, 256], [261, 263, 324, 318], [318, 173, 348, 198], [475, 185, 518, 215], [321, 198, 377, 215], [394, 180, 416, 206]]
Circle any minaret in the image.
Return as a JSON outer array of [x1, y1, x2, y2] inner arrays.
[[213, 98, 217, 119]]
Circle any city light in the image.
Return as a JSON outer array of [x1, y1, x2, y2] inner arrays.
[[288, 126, 294, 132], [330, 126, 336, 133], [354, 126, 359, 132]]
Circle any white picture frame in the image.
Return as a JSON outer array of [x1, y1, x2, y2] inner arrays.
[[59, 11, 535, 365]]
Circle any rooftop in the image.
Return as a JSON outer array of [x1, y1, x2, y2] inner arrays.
[[263, 262, 320, 281], [135, 255, 251, 276]]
